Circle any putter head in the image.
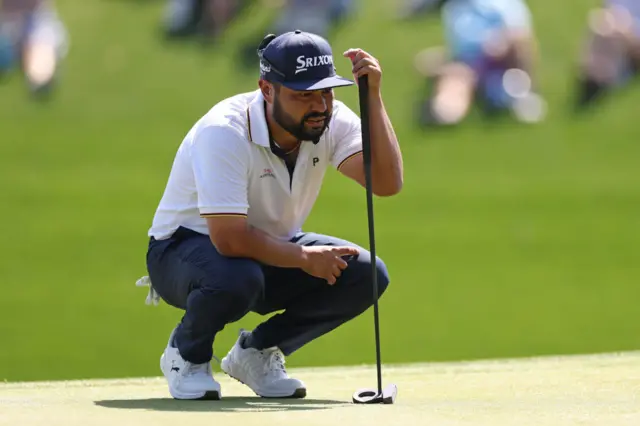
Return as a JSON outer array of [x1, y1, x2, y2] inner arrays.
[[352, 384, 398, 404]]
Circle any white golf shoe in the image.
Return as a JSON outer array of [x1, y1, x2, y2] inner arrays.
[[160, 327, 222, 400], [221, 330, 306, 398]]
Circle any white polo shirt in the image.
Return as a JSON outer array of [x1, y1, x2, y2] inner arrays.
[[148, 89, 363, 241]]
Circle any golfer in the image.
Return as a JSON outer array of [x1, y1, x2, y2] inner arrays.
[[140, 30, 403, 400]]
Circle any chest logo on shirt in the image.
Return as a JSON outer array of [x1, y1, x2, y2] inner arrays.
[[260, 168, 276, 179], [313, 157, 319, 167]]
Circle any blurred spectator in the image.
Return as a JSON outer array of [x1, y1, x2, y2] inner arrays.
[[268, 0, 354, 38], [574, 0, 640, 110], [398, 0, 441, 19], [163, 0, 244, 41], [405, 0, 545, 127], [0, 0, 68, 98], [237, 0, 354, 69], [163, 0, 203, 38]]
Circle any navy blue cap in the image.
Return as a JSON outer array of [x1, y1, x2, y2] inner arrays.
[[258, 30, 354, 91]]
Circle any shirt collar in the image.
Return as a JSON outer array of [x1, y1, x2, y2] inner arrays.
[[246, 91, 271, 148]]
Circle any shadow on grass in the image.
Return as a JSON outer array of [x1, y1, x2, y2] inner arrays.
[[94, 396, 349, 412]]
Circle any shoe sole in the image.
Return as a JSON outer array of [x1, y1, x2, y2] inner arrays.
[[222, 370, 306, 399], [171, 390, 221, 401]]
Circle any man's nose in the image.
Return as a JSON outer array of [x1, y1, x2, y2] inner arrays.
[[310, 93, 328, 113]]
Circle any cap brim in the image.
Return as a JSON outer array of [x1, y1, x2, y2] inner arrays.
[[282, 75, 355, 91]]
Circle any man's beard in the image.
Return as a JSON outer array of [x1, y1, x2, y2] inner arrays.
[[273, 96, 331, 144]]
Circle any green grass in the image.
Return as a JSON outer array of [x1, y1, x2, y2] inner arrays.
[[1, 0, 639, 382]]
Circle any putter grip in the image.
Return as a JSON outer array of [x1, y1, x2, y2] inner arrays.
[[358, 75, 371, 168]]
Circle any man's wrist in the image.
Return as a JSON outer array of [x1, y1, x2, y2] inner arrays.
[[368, 87, 383, 102], [295, 245, 309, 270]]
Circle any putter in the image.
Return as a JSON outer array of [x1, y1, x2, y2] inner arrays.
[[352, 75, 398, 405]]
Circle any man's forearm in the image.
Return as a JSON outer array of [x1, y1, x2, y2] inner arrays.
[[219, 225, 306, 268], [369, 91, 403, 195]]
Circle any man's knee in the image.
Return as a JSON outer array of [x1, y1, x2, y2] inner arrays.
[[374, 257, 391, 298], [349, 252, 390, 300]]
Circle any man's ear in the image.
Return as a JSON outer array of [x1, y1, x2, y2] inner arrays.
[[259, 80, 274, 103]]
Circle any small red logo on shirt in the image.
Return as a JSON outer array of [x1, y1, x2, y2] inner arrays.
[[260, 168, 276, 179]]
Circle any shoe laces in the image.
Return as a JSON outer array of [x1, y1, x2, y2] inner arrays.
[[262, 348, 287, 378]]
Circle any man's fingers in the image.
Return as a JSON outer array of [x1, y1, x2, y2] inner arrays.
[[335, 257, 348, 270], [332, 246, 359, 256], [332, 265, 343, 278], [353, 51, 368, 63], [353, 65, 377, 78], [351, 56, 374, 70], [354, 68, 378, 80], [353, 57, 378, 67], [343, 48, 362, 59], [344, 49, 375, 65], [352, 60, 380, 75]]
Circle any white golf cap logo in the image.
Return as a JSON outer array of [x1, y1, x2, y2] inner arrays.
[[295, 55, 333, 75]]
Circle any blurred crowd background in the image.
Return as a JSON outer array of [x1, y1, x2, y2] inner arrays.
[[3, 0, 640, 114], [1, 0, 639, 382]]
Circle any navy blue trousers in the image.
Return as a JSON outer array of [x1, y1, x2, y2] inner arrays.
[[146, 227, 390, 364]]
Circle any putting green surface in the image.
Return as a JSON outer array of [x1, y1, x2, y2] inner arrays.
[[2, 352, 639, 426]]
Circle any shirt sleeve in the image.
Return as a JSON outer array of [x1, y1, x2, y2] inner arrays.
[[190, 125, 250, 218], [330, 102, 363, 171]]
